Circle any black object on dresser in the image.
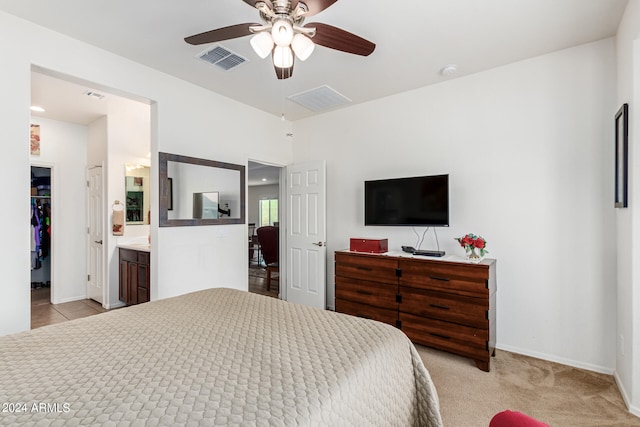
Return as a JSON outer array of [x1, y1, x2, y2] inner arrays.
[[335, 250, 496, 371], [119, 248, 150, 305]]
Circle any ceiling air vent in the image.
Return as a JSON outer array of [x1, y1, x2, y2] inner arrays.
[[198, 46, 247, 71], [83, 90, 105, 100], [288, 85, 352, 112]]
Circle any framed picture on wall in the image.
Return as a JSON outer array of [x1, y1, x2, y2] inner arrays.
[[615, 103, 629, 208]]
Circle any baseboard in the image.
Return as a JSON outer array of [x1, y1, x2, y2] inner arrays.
[[105, 301, 126, 310], [496, 343, 614, 375], [614, 372, 640, 418]]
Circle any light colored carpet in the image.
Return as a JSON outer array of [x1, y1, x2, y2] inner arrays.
[[416, 346, 640, 426]]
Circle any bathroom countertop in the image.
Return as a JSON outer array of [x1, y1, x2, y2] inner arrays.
[[117, 242, 151, 252]]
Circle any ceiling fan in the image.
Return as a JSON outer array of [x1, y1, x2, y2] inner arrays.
[[184, 0, 376, 79]]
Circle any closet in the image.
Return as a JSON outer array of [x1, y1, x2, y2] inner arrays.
[[31, 166, 51, 290]]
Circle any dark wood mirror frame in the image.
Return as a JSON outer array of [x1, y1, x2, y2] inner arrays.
[[159, 152, 245, 227]]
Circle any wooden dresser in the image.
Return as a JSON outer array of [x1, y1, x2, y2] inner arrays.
[[119, 248, 150, 305], [335, 250, 496, 371]]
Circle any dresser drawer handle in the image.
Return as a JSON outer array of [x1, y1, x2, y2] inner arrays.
[[429, 275, 450, 282], [356, 266, 372, 271], [429, 304, 450, 310], [429, 332, 451, 340], [356, 289, 373, 296]]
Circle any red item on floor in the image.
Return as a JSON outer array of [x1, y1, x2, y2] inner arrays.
[[489, 410, 549, 427]]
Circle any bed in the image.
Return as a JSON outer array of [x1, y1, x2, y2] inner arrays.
[[0, 288, 443, 426]]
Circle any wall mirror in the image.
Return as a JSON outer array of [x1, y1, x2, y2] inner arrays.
[[159, 152, 245, 227], [125, 164, 150, 225]]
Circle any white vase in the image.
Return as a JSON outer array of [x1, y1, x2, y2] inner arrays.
[[466, 248, 483, 262]]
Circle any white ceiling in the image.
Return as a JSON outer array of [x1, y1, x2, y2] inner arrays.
[[2, 0, 628, 122], [248, 161, 281, 187]]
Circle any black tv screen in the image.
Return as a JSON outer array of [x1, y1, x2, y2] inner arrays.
[[365, 174, 449, 226]]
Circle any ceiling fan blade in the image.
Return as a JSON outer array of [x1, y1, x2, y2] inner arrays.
[[184, 23, 260, 45], [305, 22, 375, 56], [300, 0, 338, 17]]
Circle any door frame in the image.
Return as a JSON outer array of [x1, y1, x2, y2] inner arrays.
[[29, 161, 57, 305], [247, 159, 286, 299], [278, 166, 287, 301]]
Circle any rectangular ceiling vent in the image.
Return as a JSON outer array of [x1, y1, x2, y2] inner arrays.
[[288, 85, 352, 112], [83, 90, 105, 100], [198, 46, 248, 71]]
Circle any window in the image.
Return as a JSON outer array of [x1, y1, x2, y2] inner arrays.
[[259, 199, 278, 227]]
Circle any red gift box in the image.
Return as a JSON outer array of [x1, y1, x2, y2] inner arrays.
[[350, 238, 388, 253]]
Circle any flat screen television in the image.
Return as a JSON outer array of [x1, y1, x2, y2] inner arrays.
[[364, 174, 449, 226]]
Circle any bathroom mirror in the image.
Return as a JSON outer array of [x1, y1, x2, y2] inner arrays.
[[159, 152, 245, 227], [125, 164, 150, 225]]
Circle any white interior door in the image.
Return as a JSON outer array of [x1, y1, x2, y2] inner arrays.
[[87, 166, 104, 304], [285, 160, 326, 309]]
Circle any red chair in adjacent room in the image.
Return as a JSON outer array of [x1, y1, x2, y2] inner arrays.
[[256, 226, 279, 291]]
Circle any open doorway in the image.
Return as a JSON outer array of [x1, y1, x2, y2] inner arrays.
[[29, 67, 152, 325], [247, 161, 282, 298], [30, 166, 53, 324]]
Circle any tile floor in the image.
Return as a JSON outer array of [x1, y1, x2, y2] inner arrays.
[[31, 287, 107, 329]]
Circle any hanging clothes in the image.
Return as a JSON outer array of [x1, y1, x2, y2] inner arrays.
[[30, 198, 51, 269], [31, 199, 41, 270], [40, 201, 51, 259]]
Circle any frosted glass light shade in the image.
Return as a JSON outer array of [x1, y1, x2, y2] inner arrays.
[[291, 33, 314, 61], [273, 46, 294, 68], [250, 32, 274, 59], [271, 20, 293, 47]]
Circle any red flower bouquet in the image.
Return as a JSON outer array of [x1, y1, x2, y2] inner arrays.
[[455, 233, 488, 259]]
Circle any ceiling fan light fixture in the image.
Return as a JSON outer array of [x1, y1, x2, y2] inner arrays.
[[250, 32, 274, 59], [271, 20, 294, 47], [291, 33, 314, 61], [273, 46, 294, 68]]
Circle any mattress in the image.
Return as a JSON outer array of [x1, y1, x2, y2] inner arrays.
[[0, 288, 442, 426]]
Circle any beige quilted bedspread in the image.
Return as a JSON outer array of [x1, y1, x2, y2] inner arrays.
[[0, 288, 442, 426]]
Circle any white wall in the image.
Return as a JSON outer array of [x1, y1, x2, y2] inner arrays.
[[30, 117, 88, 304], [616, 0, 640, 416], [0, 18, 31, 335], [0, 11, 292, 336], [292, 39, 617, 373]]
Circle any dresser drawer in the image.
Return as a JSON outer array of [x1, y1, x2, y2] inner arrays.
[[399, 259, 489, 297], [400, 312, 488, 360], [336, 276, 398, 310], [336, 299, 398, 327], [399, 286, 488, 329], [335, 252, 398, 285]]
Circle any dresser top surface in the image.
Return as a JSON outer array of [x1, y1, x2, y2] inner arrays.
[[336, 249, 495, 267]]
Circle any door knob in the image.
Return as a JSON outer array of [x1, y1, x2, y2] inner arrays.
[[94, 240, 103, 245], [312, 241, 324, 247]]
